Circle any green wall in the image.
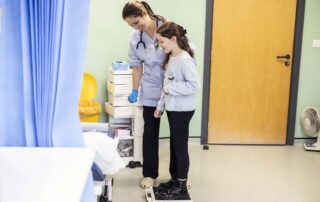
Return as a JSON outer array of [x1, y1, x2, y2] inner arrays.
[[84, 0, 206, 137], [294, 0, 320, 138], [85, 0, 319, 139]]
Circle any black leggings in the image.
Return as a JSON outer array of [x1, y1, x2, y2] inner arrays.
[[167, 110, 194, 180], [142, 106, 161, 178]]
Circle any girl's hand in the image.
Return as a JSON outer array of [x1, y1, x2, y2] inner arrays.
[[160, 87, 168, 96], [162, 87, 169, 95], [154, 108, 162, 118]]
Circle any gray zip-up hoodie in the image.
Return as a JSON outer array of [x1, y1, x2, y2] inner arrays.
[[157, 51, 200, 112]]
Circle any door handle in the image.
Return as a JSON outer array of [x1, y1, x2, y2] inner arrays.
[[276, 54, 291, 67], [276, 54, 290, 60]]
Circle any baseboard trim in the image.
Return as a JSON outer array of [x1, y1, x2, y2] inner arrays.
[[294, 138, 317, 145], [159, 137, 316, 146]]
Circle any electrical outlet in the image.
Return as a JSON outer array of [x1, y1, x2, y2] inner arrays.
[[312, 40, 320, 48]]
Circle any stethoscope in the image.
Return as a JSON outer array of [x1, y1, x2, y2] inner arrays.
[[136, 20, 159, 50]]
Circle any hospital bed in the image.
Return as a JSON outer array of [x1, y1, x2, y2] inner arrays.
[[82, 122, 125, 202]]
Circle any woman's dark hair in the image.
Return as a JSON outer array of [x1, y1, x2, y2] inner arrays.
[[122, 1, 165, 22], [157, 21, 194, 67]]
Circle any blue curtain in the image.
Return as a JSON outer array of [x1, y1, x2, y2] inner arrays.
[[0, 0, 94, 201]]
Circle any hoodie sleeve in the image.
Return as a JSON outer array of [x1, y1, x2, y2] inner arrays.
[[157, 90, 165, 111]]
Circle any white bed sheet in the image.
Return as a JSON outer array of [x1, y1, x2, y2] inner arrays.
[[83, 131, 125, 175]]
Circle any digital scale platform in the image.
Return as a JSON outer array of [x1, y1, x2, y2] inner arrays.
[[145, 187, 192, 202]]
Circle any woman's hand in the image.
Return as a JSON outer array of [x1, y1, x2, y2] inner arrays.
[[154, 107, 162, 118]]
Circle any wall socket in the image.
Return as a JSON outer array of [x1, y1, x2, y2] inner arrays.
[[312, 40, 320, 48]]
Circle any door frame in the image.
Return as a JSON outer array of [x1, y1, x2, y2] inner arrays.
[[201, 0, 306, 145]]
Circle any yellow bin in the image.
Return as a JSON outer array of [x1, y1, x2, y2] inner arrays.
[[79, 73, 101, 122]]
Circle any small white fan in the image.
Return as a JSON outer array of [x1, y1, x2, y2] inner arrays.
[[300, 107, 320, 152]]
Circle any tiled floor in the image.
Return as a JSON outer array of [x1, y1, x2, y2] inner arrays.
[[111, 139, 320, 202]]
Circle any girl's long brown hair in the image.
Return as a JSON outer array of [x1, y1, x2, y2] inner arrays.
[[157, 21, 194, 68]]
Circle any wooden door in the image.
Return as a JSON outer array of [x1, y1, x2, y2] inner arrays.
[[208, 0, 297, 144]]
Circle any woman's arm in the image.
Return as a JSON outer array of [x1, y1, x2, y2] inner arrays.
[[132, 66, 143, 89]]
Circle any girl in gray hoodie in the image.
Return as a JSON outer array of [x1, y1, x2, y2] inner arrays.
[[154, 21, 200, 200]]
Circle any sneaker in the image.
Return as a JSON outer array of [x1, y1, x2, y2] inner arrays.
[[158, 179, 177, 191], [158, 179, 191, 190], [158, 180, 188, 200], [140, 177, 155, 189]]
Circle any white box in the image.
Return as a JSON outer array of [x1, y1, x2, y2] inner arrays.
[[109, 117, 131, 126], [112, 127, 131, 137], [107, 81, 132, 95], [108, 71, 132, 84], [105, 102, 134, 117], [108, 92, 131, 106], [117, 133, 132, 139]]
